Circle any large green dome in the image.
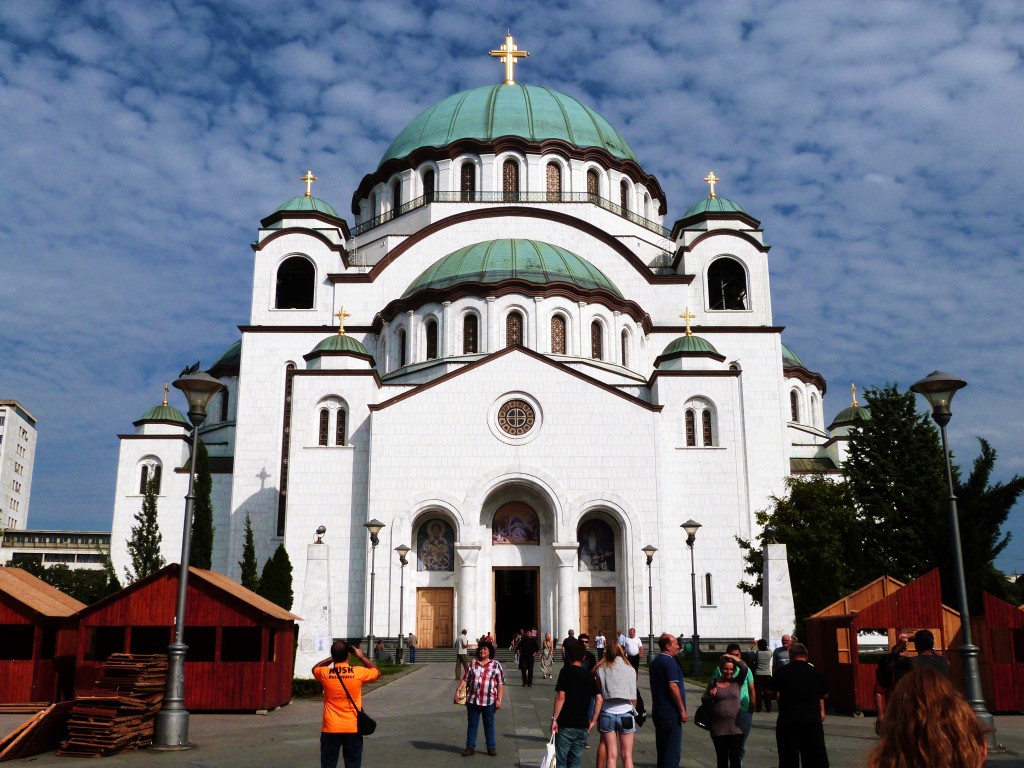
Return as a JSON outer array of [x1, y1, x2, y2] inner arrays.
[[381, 84, 637, 166], [404, 239, 621, 297]]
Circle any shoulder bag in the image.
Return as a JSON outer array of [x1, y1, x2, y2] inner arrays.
[[336, 670, 377, 735]]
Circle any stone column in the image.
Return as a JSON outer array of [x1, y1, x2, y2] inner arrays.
[[456, 543, 482, 638], [761, 542, 796, 644], [532, 297, 543, 351], [295, 540, 332, 677], [577, 301, 587, 357], [406, 309, 416, 364], [485, 297, 497, 353], [441, 301, 451, 358], [553, 544, 579, 638]]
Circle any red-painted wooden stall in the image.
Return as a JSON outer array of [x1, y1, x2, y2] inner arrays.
[[805, 569, 961, 713], [73, 565, 300, 712], [0, 567, 85, 704], [978, 592, 1024, 712]]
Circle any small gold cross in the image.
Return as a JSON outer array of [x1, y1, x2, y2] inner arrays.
[[301, 170, 318, 198], [335, 306, 351, 336], [851, 383, 858, 408], [162, 383, 169, 407], [679, 307, 697, 336], [490, 32, 530, 85], [703, 171, 720, 199]]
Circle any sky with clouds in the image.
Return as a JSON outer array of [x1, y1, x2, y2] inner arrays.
[[2, 0, 1023, 570]]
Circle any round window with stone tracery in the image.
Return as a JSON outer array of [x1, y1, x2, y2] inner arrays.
[[497, 399, 535, 436]]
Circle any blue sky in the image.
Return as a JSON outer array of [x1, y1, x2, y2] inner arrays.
[[2, 1, 1023, 570]]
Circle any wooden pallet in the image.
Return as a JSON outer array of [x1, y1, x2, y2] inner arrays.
[[0, 702, 74, 762]]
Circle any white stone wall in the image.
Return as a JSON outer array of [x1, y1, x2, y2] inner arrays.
[[0, 402, 36, 530]]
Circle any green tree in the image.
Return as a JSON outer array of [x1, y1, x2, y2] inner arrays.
[[189, 439, 214, 569], [257, 543, 293, 610], [12, 555, 121, 604], [844, 384, 948, 582], [737, 475, 863, 631], [238, 514, 259, 591], [125, 477, 166, 582]]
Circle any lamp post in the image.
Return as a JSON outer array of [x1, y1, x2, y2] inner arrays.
[[152, 370, 223, 749], [364, 519, 385, 661], [682, 520, 703, 676], [395, 544, 410, 664], [642, 545, 658, 663], [911, 371, 996, 740]]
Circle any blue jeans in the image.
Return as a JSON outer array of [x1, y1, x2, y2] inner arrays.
[[652, 713, 682, 768], [466, 703, 496, 749], [409, 646, 416, 663], [555, 727, 589, 768], [320, 732, 363, 768]]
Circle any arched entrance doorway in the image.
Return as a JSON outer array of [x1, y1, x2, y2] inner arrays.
[[491, 501, 541, 648], [413, 515, 456, 648], [577, 514, 622, 643]]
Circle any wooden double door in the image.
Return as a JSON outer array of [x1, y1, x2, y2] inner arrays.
[[579, 588, 616, 643], [416, 587, 453, 649]]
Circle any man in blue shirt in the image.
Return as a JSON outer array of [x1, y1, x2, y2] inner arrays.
[[649, 632, 687, 768]]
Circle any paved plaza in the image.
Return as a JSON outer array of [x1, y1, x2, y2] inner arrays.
[[3, 662, 1024, 767]]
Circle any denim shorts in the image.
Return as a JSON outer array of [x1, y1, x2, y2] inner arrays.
[[598, 710, 636, 734]]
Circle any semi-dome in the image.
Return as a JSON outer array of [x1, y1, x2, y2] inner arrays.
[[682, 196, 747, 219], [275, 196, 340, 218], [208, 339, 241, 378], [829, 404, 871, 429], [134, 403, 189, 427], [380, 84, 637, 166], [306, 334, 372, 358], [403, 239, 622, 297], [655, 334, 725, 367]]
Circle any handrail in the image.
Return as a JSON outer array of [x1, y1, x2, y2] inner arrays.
[[350, 191, 671, 237]]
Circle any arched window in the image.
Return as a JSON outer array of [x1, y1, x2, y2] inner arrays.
[[397, 329, 407, 367], [463, 314, 478, 354], [704, 573, 714, 605], [685, 397, 718, 447], [502, 159, 519, 202], [425, 319, 438, 360], [506, 311, 523, 347], [685, 410, 696, 447], [318, 409, 329, 446], [586, 168, 600, 201], [620, 179, 629, 211], [546, 162, 562, 201], [590, 320, 603, 360], [551, 315, 567, 354], [391, 179, 401, 213], [702, 410, 713, 446], [423, 169, 435, 203], [139, 462, 161, 494], [810, 393, 820, 428], [460, 162, 476, 201], [335, 409, 347, 446], [790, 390, 800, 422], [708, 257, 748, 310], [620, 329, 629, 367], [578, 518, 616, 571], [275, 256, 315, 309], [219, 389, 229, 422]]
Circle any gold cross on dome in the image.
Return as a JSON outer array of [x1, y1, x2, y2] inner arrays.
[[679, 307, 697, 336], [162, 383, 169, 407], [490, 32, 529, 85], [851, 383, 858, 407], [301, 170, 318, 198], [335, 306, 351, 336], [703, 171, 720, 199]]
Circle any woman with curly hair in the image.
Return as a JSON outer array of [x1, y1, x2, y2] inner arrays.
[[868, 667, 987, 768]]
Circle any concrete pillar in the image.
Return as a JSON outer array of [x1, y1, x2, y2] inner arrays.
[[295, 540, 332, 677], [553, 544, 578, 637], [456, 543, 481, 638], [761, 542, 796, 645]]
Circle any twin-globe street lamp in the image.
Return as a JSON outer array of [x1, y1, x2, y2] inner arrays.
[[641, 545, 658, 662], [395, 544, 410, 664], [910, 371, 995, 741], [682, 519, 703, 676], [152, 370, 224, 749]]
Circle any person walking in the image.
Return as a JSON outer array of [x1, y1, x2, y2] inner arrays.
[[312, 640, 380, 768], [551, 639, 602, 768], [752, 639, 774, 712], [562, 629, 577, 662], [622, 627, 644, 671], [702, 656, 744, 768], [541, 631, 554, 679], [770, 642, 829, 768], [459, 640, 505, 757], [713, 644, 755, 761], [595, 642, 638, 768], [406, 632, 417, 664], [455, 629, 471, 680], [772, 633, 793, 676], [519, 628, 539, 687], [649, 633, 687, 768], [911, 629, 950, 676]]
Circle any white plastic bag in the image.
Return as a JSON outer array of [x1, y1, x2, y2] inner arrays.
[[539, 733, 557, 768]]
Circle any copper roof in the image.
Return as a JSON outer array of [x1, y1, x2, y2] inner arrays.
[[0, 566, 87, 617]]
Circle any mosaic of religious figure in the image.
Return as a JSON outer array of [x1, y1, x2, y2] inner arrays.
[[492, 502, 540, 545], [417, 519, 454, 571], [578, 519, 615, 571]]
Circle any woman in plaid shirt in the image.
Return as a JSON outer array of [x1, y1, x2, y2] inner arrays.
[[459, 640, 506, 756]]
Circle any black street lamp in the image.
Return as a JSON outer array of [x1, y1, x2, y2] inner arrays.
[[910, 371, 996, 741], [641, 545, 657, 663], [152, 369, 223, 749], [364, 519, 385, 660], [395, 544, 410, 664], [682, 519, 702, 676]]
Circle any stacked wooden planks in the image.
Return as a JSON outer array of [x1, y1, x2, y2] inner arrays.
[[57, 653, 168, 757], [0, 703, 74, 762]]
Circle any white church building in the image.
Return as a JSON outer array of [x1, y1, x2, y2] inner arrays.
[[109, 38, 856, 660]]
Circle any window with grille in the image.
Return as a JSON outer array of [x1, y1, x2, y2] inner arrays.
[[503, 160, 519, 202], [620, 180, 629, 211], [702, 410, 713, 446], [551, 315, 566, 354], [546, 163, 561, 201], [318, 409, 329, 446], [425, 319, 438, 360], [590, 321, 603, 360], [463, 314, 478, 354], [423, 169, 435, 202], [620, 329, 629, 367], [587, 169, 600, 200], [705, 573, 714, 605], [391, 180, 401, 212], [460, 162, 475, 201], [335, 410, 347, 446], [685, 410, 696, 447], [790, 391, 800, 422], [397, 329, 407, 367], [506, 312, 523, 347]]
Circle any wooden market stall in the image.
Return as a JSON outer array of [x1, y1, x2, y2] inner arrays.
[[0, 567, 85, 705], [977, 591, 1024, 712], [73, 565, 299, 712]]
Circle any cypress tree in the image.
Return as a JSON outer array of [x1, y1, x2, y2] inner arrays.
[[257, 543, 293, 610], [189, 439, 214, 569], [238, 514, 259, 591], [126, 478, 166, 582]]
